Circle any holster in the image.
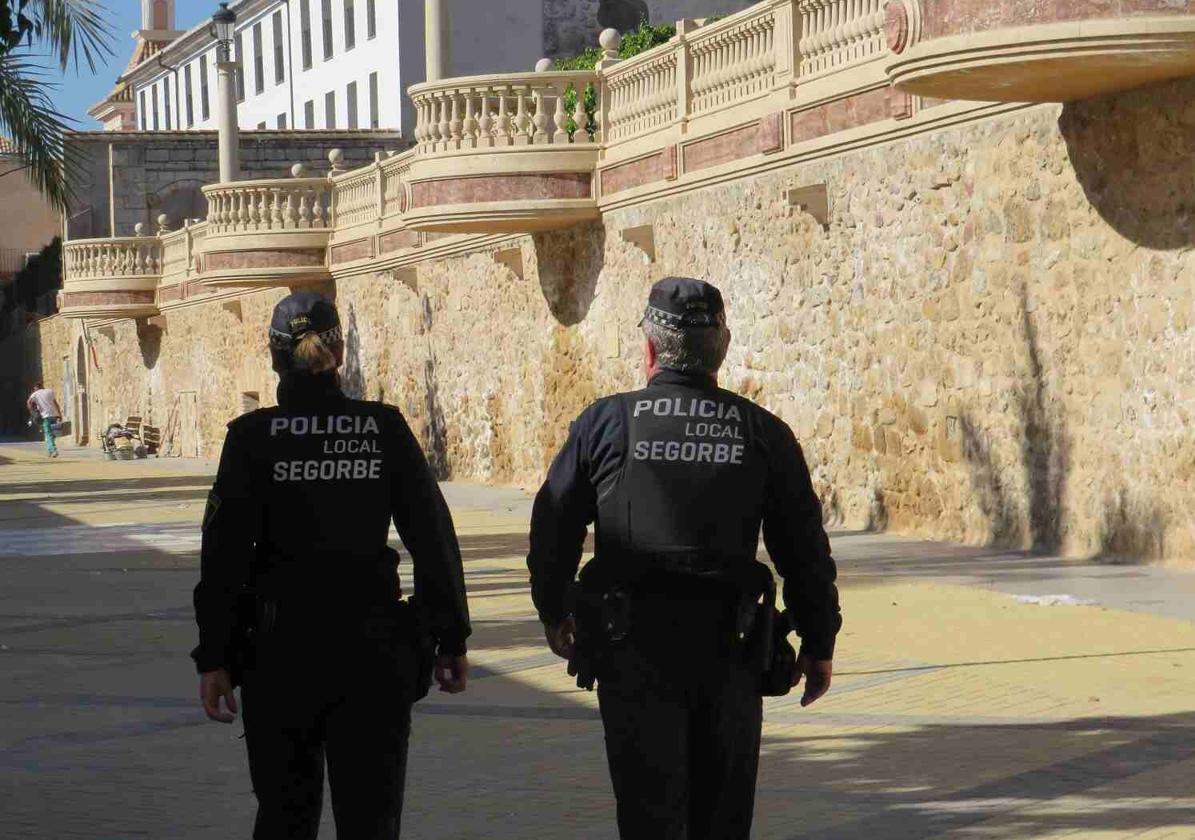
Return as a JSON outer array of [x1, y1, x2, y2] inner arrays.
[[734, 563, 797, 697], [567, 579, 631, 691], [759, 608, 797, 697], [226, 588, 260, 689], [404, 596, 436, 703]]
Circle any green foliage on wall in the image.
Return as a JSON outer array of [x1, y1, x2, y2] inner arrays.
[[557, 20, 679, 140]]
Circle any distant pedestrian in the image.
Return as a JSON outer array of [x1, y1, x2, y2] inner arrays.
[[27, 383, 62, 459]]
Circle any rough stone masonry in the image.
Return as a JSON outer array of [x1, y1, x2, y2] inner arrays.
[[5, 74, 1195, 568]]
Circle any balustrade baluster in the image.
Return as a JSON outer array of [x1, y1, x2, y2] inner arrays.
[[531, 87, 547, 143], [313, 190, 326, 227], [437, 97, 450, 149], [573, 84, 589, 141], [514, 89, 529, 142], [449, 94, 463, 144], [462, 91, 477, 145], [552, 85, 569, 144], [478, 92, 493, 147], [496, 88, 512, 144]]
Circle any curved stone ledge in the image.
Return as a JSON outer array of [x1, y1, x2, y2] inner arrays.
[[403, 143, 598, 233], [405, 171, 597, 233], [60, 236, 163, 320], [199, 228, 332, 289], [889, 11, 1195, 101], [59, 289, 159, 320]]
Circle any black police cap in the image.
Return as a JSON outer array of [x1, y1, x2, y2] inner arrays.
[[268, 291, 343, 353], [642, 276, 725, 330]]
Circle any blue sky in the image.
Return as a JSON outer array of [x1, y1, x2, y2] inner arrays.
[[29, 1, 215, 129]]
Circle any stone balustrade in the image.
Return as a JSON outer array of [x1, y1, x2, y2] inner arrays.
[[199, 177, 334, 289], [58, 0, 1195, 314], [203, 178, 331, 235], [605, 48, 680, 143], [687, 5, 780, 115], [798, 0, 886, 78], [60, 237, 162, 319], [410, 71, 599, 152], [886, 0, 1195, 101]]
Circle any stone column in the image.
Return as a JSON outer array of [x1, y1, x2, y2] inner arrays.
[[216, 51, 240, 183], [425, 0, 448, 81]]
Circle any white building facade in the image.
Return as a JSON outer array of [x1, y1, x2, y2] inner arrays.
[[121, 0, 551, 139]]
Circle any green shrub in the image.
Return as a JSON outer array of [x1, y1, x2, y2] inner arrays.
[[557, 20, 678, 140]]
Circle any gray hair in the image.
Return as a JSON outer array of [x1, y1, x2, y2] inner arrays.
[[643, 317, 730, 375]]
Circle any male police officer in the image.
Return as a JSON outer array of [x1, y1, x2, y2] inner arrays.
[[194, 291, 471, 839], [527, 277, 841, 840]]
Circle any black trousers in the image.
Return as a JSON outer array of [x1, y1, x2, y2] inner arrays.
[[596, 591, 763, 840], [241, 601, 420, 840]]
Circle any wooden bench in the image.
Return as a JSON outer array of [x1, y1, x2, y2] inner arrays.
[[141, 424, 162, 456]]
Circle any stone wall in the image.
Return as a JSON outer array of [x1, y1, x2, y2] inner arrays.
[[543, 0, 757, 58], [64, 131, 406, 240], [0, 315, 73, 436], [7, 75, 1195, 566], [347, 75, 1195, 565]]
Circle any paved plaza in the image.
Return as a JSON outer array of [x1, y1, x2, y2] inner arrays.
[[3, 441, 1195, 839]]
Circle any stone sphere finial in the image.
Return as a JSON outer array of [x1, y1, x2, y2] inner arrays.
[[157, 213, 171, 230], [134, 222, 147, 236], [291, 162, 307, 177], [328, 148, 345, 170], [535, 57, 555, 72], [599, 28, 622, 58]]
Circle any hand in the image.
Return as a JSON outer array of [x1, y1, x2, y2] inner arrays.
[[200, 669, 238, 723], [793, 654, 832, 707], [544, 616, 576, 660], [435, 654, 469, 694]]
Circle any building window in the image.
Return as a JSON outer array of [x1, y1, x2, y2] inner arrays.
[[368, 71, 378, 129], [164, 81, 172, 128], [253, 23, 264, 94], [300, 0, 312, 69], [325, 90, 336, 129], [321, 0, 333, 60], [366, 0, 375, 39], [273, 11, 285, 84], [304, 99, 315, 129], [346, 81, 358, 129], [151, 84, 159, 130], [344, 0, 355, 50], [184, 64, 194, 126], [200, 55, 210, 120], [235, 32, 245, 102], [277, 113, 287, 129], [139, 90, 147, 130]]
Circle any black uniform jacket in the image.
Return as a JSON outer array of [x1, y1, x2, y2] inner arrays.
[[192, 373, 470, 673], [527, 369, 841, 660]]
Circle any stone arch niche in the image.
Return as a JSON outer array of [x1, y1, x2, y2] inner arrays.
[[147, 179, 207, 229], [74, 336, 89, 445]]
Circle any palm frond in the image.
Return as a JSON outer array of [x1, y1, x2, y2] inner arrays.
[[26, 0, 114, 72], [0, 53, 80, 211]]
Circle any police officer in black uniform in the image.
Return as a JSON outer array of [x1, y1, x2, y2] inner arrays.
[[527, 277, 841, 840], [193, 291, 471, 840]]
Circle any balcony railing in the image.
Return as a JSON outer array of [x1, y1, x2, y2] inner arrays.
[[199, 177, 334, 288], [411, 71, 599, 151], [204, 178, 331, 234], [57, 0, 1195, 317], [60, 237, 162, 319]]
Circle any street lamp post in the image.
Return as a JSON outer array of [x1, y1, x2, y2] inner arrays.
[[211, 3, 239, 183]]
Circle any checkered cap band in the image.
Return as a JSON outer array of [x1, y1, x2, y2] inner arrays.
[[642, 304, 721, 329]]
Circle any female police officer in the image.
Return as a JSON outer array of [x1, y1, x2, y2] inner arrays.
[[192, 290, 471, 839]]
